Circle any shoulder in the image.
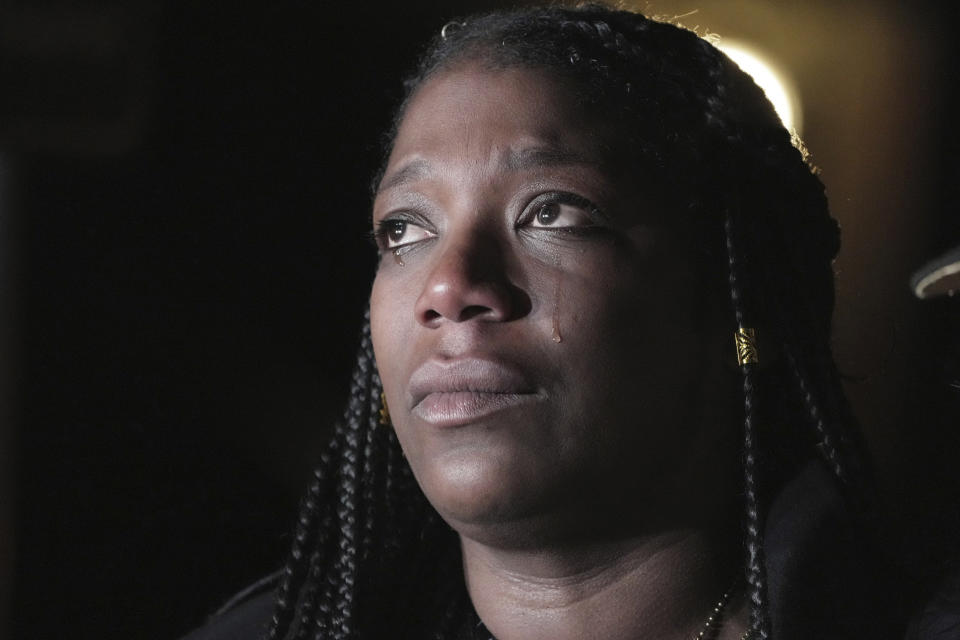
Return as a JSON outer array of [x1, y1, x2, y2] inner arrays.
[[905, 562, 960, 639], [764, 461, 905, 639], [179, 573, 278, 640]]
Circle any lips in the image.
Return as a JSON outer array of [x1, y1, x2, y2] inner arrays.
[[408, 358, 541, 427]]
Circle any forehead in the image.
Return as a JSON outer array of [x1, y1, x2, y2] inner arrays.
[[385, 64, 616, 175]]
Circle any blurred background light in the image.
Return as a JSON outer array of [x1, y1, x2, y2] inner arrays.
[[717, 39, 802, 135]]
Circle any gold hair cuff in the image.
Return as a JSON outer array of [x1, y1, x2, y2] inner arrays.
[[735, 327, 759, 366], [379, 392, 391, 426]]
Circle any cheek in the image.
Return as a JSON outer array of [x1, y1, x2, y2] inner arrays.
[[555, 249, 703, 419], [370, 265, 436, 464], [567, 234, 700, 342], [370, 271, 428, 470], [369, 270, 411, 399], [551, 250, 643, 349]]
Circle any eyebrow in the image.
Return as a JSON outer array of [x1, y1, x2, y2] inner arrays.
[[376, 159, 433, 194], [503, 145, 602, 172], [376, 145, 603, 195]]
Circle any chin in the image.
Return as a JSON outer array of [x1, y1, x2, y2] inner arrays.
[[417, 446, 585, 547], [421, 448, 542, 528]]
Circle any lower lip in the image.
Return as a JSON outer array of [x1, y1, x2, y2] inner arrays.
[[412, 391, 539, 427]]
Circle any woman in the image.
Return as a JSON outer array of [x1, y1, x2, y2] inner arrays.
[[185, 4, 900, 639]]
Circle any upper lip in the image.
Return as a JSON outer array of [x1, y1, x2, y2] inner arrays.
[[408, 357, 538, 408]]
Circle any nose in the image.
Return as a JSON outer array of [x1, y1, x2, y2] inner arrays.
[[414, 229, 528, 327]]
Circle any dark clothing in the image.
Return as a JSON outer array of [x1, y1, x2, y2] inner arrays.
[[181, 590, 274, 640], [182, 461, 906, 639], [905, 567, 960, 639]]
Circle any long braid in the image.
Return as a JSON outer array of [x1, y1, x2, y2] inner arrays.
[[291, 473, 336, 639], [264, 311, 392, 640], [267, 444, 336, 639], [316, 348, 366, 638], [801, 341, 878, 515], [821, 353, 875, 496], [291, 548, 325, 639], [381, 422, 401, 554], [695, 35, 775, 637], [725, 213, 772, 639], [361, 372, 383, 559], [330, 316, 378, 639], [785, 345, 849, 486], [680, 38, 775, 636], [314, 537, 339, 639]]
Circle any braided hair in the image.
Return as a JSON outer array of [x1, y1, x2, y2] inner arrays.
[[266, 5, 870, 639]]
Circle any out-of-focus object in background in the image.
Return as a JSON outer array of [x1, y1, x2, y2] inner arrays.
[[912, 243, 960, 299], [905, 240, 960, 639]]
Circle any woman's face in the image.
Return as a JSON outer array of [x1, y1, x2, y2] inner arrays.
[[370, 63, 728, 545]]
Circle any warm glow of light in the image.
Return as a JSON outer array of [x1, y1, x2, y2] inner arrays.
[[716, 40, 802, 135]]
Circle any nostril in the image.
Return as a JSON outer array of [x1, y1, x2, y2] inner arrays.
[[459, 305, 496, 322], [422, 309, 442, 324]]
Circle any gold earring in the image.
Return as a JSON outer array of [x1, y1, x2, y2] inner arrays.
[[379, 392, 391, 426]]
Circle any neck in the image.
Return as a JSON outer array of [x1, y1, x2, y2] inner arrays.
[[460, 527, 748, 640]]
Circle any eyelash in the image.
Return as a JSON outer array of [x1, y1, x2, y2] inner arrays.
[[518, 192, 605, 232], [370, 212, 436, 254], [371, 191, 606, 253]]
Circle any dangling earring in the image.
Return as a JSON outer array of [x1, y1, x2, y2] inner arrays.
[[379, 392, 391, 426]]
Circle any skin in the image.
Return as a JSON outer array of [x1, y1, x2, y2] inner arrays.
[[370, 63, 747, 640]]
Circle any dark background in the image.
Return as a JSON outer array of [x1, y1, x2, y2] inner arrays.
[[1, 1, 958, 639]]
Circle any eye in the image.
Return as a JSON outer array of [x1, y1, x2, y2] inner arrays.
[[523, 193, 603, 230], [374, 217, 436, 251], [530, 201, 590, 228]]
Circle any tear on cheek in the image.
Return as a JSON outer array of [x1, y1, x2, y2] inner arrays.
[[552, 256, 563, 344]]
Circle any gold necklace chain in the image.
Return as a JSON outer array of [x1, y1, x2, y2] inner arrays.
[[693, 587, 755, 640]]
